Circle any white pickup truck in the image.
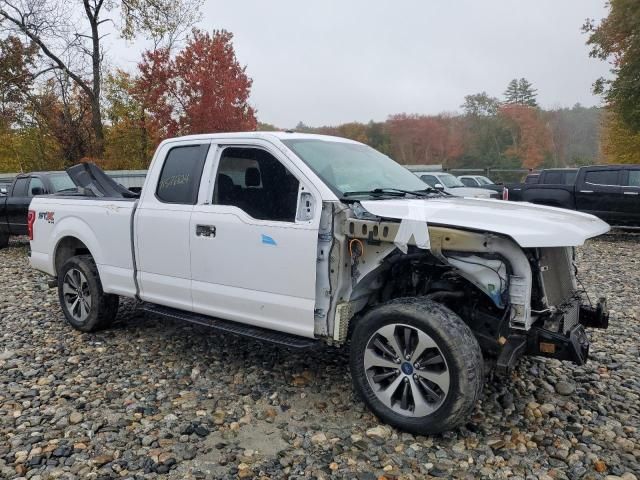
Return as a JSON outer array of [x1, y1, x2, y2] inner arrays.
[[28, 132, 611, 434]]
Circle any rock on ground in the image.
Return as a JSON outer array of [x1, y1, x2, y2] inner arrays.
[[1, 233, 639, 479]]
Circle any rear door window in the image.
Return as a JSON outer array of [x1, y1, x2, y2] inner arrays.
[[542, 171, 564, 184], [584, 170, 620, 186], [156, 144, 210, 204]]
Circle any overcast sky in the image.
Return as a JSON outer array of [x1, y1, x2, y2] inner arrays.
[[112, 0, 611, 128]]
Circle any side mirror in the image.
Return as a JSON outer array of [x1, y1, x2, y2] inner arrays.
[[0, 187, 7, 195], [31, 187, 45, 196], [434, 183, 444, 190]]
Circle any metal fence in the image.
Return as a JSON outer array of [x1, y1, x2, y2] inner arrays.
[[446, 168, 534, 184], [0, 167, 533, 190], [105, 170, 147, 189], [0, 170, 149, 190], [404, 167, 535, 184]]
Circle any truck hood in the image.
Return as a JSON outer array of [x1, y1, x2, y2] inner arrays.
[[359, 197, 610, 247]]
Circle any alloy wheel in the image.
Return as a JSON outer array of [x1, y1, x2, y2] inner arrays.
[[363, 323, 450, 417], [62, 268, 92, 323]]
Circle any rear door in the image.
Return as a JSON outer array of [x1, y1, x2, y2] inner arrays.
[[620, 168, 640, 226], [189, 141, 320, 338], [574, 168, 623, 223], [135, 141, 211, 311]]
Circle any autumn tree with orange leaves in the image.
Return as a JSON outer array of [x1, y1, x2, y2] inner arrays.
[[499, 105, 553, 169], [385, 114, 465, 166]]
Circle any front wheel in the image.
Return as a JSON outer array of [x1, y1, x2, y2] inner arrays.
[[350, 298, 484, 434], [0, 232, 8, 249], [57, 255, 119, 332]]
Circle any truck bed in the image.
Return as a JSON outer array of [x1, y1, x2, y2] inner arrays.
[[29, 196, 138, 297], [518, 184, 576, 209]]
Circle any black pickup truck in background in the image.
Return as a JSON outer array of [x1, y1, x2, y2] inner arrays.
[[508, 168, 578, 200], [0, 171, 76, 248], [508, 165, 640, 227]]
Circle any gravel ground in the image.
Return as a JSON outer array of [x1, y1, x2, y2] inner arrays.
[[1, 234, 639, 480]]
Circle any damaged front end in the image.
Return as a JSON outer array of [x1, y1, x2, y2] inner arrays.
[[499, 247, 609, 373], [325, 201, 609, 375]]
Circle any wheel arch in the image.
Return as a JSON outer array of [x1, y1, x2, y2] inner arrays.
[[49, 216, 104, 276], [54, 236, 93, 276]]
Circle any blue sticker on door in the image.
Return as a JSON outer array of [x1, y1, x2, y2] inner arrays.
[[261, 234, 277, 246]]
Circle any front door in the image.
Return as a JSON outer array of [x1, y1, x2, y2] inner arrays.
[[190, 143, 320, 338], [6, 177, 33, 235]]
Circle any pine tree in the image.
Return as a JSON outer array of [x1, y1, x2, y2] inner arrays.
[[518, 78, 538, 107], [504, 79, 520, 104], [503, 78, 538, 106]]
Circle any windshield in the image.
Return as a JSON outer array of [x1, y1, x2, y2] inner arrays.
[[477, 176, 494, 185], [49, 173, 76, 192], [437, 173, 465, 188], [282, 139, 428, 196]]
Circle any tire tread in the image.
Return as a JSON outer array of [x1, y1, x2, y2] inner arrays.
[[350, 297, 484, 434], [58, 254, 118, 332]]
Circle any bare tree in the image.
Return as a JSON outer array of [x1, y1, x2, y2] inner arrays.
[[0, 0, 202, 156]]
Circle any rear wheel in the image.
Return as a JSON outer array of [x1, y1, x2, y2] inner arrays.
[[0, 232, 8, 249], [350, 298, 484, 434], [57, 255, 119, 332]]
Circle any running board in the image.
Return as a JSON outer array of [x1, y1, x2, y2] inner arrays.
[[141, 303, 318, 349]]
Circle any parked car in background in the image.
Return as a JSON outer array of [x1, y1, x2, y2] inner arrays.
[[458, 175, 507, 198], [28, 132, 610, 434], [415, 171, 500, 199], [508, 165, 640, 227], [0, 171, 77, 248]]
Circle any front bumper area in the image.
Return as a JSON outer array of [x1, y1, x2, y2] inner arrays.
[[496, 298, 609, 374], [579, 297, 609, 329]]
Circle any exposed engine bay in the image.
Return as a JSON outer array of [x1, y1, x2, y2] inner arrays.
[[314, 202, 609, 373]]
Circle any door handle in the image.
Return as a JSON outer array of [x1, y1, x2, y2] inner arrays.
[[196, 224, 216, 237], [623, 191, 639, 195], [579, 190, 593, 193]]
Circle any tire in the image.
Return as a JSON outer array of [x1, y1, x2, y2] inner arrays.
[[57, 255, 119, 332], [0, 232, 8, 249], [350, 297, 484, 434]]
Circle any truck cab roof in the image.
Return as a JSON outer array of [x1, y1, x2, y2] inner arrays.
[[157, 131, 361, 146]]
